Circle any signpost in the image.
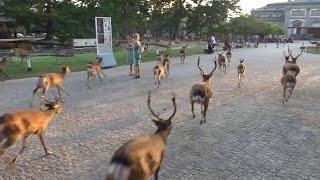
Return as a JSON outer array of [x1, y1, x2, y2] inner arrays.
[[95, 17, 117, 68]]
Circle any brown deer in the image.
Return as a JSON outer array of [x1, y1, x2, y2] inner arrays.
[[180, 41, 188, 64], [190, 56, 217, 125], [163, 54, 170, 76], [32, 61, 71, 106], [282, 47, 293, 75], [217, 51, 227, 75], [87, 57, 106, 89], [226, 49, 232, 64], [281, 74, 297, 103], [106, 92, 176, 180], [153, 60, 168, 88], [287, 49, 303, 77], [237, 59, 247, 88], [10, 48, 31, 65], [0, 96, 63, 168], [0, 57, 11, 79]]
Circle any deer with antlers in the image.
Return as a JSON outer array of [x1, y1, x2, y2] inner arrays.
[[180, 41, 188, 64], [0, 96, 63, 168], [190, 56, 217, 125], [31, 60, 71, 106], [237, 59, 247, 88], [282, 47, 302, 77], [0, 57, 11, 79], [217, 51, 227, 75], [87, 57, 106, 89], [106, 92, 176, 180], [10, 48, 31, 65]]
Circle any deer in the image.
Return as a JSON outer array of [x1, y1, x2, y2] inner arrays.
[[163, 54, 170, 76], [10, 48, 31, 65], [179, 41, 188, 64], [0, 96, 63, 168], [282, 47, 293, 75], [87, 57, 107, 89], [237, 59, 247, 88], [106, 92, 176, 180], [153, 60, 169, 88], [190, 56, 217, 125], [217, 51, 227, 75], [31, 61, 71, 106], [287, 49, 303, 77], [281, 74, 297, 104], [0, 57, 11, 79], [226, 49, 232, 64]]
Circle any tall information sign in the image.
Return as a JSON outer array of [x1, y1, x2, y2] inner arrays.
[[95, 17, 117, 68]]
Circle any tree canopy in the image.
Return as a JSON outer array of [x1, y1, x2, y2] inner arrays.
[[3, 0, 286, 42]]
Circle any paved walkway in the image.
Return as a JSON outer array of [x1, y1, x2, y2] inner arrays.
[[0, 41, 319, 179]]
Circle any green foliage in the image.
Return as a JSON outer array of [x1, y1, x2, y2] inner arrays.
[[3, 0, 240, 40], [228, 15, 286, 36]]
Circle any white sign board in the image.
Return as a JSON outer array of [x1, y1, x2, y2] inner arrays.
[[95, 17, 117, 68], [73, 39, 96, 47]]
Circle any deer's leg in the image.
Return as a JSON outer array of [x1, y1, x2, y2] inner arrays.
[[100, 70, 107, 77], [58, 85, 70, 96], [1, 135, 21, 166], [288, 85, 295, 100], [31, 86, 41, 107], [38, 133, 53, 155], [12, 135, 30, 165], [97, 72, 103, 81], [200, 104, 203, 115], [282, 86, 286, 104], [191, 101, 195, 118], [87, 74, 92, 89], [202, 102, 209, 124]]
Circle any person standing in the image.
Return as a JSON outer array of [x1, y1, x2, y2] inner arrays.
[[132, 33, 142, 78], [211, 35, 217, 50], [127, 37, 134, 76]]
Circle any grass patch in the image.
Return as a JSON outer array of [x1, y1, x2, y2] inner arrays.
[[1, 46, 203, 80], [305, 46, 320, 54]]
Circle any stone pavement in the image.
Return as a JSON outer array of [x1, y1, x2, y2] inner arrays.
[[0, 41, 319, 179]]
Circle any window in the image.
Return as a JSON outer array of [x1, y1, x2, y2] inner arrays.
[[291, 9, 306, 17], [310, 9, 320, 17]]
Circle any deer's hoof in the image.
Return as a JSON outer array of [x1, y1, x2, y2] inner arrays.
[[200, 120, 204, 125], [286, 99, 288, 102], [192, 114, 195, 119], [46, 151, 53, 155]]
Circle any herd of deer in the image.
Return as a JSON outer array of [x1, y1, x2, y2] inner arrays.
[[0, 43, 304, 179]]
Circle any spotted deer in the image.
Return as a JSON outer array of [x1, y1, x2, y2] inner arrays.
[[0, 96, 63, 168], [32, 61, 71, 106], [153, 60, 168, 88], [106, 92, 176, 180], [87, 57, 106, 89], [190, 56, 217, 125]]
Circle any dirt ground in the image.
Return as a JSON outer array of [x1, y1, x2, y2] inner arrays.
[[0, 41, 319, 179]]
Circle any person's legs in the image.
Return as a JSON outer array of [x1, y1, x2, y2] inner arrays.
[[129, 64, 132, 76]]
